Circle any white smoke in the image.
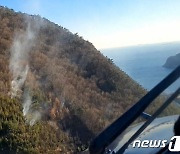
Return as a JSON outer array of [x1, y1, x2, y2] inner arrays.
[[22, 89, 42, 126], [23, 90, 32, 116], [11, 65, 29, 98], [10, 23, 34, 98], [9, 20, 41, 125], [29, 111, 41, 126]]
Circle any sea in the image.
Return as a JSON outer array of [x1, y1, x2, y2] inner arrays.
[[102, 42, 180, 94]]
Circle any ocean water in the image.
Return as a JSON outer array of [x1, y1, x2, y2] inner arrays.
[[102, 43, 180, 94]]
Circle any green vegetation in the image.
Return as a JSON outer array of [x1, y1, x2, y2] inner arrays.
[[0, 6, 179, 153], [0, 96, 75, 153]]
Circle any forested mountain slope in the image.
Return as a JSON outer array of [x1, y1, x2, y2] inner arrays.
[[0, 6, 178, 153]]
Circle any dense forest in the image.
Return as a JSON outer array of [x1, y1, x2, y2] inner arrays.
[[0, 6, 179, 153]]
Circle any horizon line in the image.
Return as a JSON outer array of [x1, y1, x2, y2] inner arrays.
[[99, 41, 180, 51]]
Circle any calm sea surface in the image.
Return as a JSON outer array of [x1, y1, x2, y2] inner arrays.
[[102, 43, 180, 94]]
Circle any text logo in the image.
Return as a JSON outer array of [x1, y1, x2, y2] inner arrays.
[[132, 140, 167, 148], [168, 136, 180, 152]]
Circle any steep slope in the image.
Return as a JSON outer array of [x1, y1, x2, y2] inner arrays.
[[0, 6, 179, 153], [164, 53, 180, 69]]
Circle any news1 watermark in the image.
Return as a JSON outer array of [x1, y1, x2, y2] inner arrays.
[[133, 136, 180, 152]]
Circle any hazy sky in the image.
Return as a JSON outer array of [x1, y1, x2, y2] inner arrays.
[[1, 0, 180, 49]]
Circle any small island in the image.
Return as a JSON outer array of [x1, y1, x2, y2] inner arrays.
[[163, 53, 180, 69]]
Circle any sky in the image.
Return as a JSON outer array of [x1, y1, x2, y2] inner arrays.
[[1, 0, 180, 49]]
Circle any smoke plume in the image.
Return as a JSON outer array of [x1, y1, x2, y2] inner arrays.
[[22, 90, 41, 126], [9, 19, 41, 125]]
